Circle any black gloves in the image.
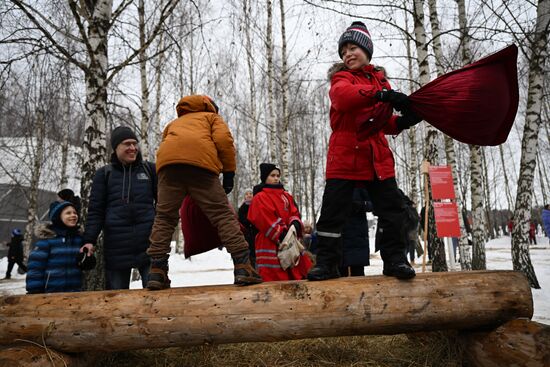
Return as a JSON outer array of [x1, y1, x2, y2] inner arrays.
[[222, 172, 235, 194], [396, 110, 422, 130], [375, 89, 409, 112], [291, 220, 301, 237], [279, 221, 302, 242]]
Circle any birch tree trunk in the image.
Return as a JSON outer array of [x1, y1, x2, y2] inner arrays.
[[266, 0, 276, 162], [279, 0, 290, 183], [60, 66, 71, 188], [470, 145, 487, 270], [499, 144, 514, 211], [511, 0, 549, 289], [431, 0, 471, 270], [482, 149, 495, 239], [138, 0, 151, 161], [404, 4, 419, 206], [153, 32, 165, 150], [80, 0, 113, 291], [243, 0, 259, 181], [23, 109, 45, 258], [413, 0, 447, 272]]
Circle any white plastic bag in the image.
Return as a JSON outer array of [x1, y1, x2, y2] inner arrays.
[[277, 225, 304, 270]]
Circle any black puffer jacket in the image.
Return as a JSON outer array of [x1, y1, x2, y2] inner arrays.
[[83, 152, 156, 270]]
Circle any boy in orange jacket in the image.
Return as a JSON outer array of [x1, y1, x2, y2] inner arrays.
[[146, 95, 262, 289]]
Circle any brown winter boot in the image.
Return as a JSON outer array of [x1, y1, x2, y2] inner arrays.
[[232, 250, 262, 286], [147, 258, 171, 290]]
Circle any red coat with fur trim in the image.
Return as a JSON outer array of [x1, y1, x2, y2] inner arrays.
[[326, 63, 400, 181], [247, 185, 312, 281]]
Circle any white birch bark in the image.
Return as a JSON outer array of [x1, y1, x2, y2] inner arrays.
[[243, 0, 259, 180], [138, 0, 151, 161], [266, 0, 277, 162], [279, 0, 290, 184], [431, 0, 471, 269], [499, 144, 514, 211], [404, 4, 419, 206], [512, 0, 549, 289], [413, 0, 447, 272], [60, 65, 71, 188], [23, 110, 45, 258], [470, 145, 487, 269]]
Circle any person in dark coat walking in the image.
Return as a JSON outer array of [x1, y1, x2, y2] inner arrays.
[[4, 228, 27, 279], [238, 189, 257, 268], [543, 204, 550, 238], [307, 21, 420, 281], [26, 201, 85, 293], [340, 187, 372, 277], [82, 126, 157, 290]]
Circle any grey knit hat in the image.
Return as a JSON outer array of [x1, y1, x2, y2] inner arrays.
[[338, 21, 374, 60]]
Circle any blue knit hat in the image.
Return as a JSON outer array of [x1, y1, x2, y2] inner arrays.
[[12, 228, 21, 236], [49, 201, 75, 227]]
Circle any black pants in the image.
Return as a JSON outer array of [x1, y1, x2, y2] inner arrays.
[[6, 258, 27, 277], [315, 178, 408, 267]]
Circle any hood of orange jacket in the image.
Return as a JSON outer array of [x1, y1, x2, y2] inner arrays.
[[156, 95, 236, 174]]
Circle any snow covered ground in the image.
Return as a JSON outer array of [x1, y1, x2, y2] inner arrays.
[[1, 235, 548, 324]]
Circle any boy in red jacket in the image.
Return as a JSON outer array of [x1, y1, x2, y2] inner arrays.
[[307, 21, 420, 281]]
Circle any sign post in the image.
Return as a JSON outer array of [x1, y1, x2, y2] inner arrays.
[[428, 165, 460, 271]]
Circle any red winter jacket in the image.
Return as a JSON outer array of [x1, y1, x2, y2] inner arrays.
[[326, 63, 401, 181], [247, 185, 312, 281]]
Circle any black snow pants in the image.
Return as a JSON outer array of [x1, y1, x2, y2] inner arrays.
[[315, 178, 408, 267]]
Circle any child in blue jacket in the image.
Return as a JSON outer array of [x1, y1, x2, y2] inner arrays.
[[26, 201, 86, 293]]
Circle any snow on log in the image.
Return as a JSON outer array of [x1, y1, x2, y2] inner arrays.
[[0, 270, 533, 353], [462, 319, 550, 367]]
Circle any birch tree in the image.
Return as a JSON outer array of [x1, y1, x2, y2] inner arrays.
[[431, 0, 472, 270], [412, 0, 447, 272], [6, 0, 179, 289], [511, 0, 549, 289]]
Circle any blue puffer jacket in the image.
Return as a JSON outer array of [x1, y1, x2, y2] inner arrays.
[[83, 152, 156, 270], [26, 225, 83, 293], [542, 208, 550, 237], [342, 188, 373, 267]]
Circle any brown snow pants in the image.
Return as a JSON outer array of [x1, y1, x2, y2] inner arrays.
[[147, 164, 247, 259]]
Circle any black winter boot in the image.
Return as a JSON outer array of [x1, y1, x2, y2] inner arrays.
[[232, 250, 262, 286], [307, 263, 340, 281], [147, 258, 171, 290], [383, 261, 416, 279]]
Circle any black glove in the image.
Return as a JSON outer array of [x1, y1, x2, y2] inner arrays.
[[279, 228, 288, 243], [222, 172, 234, 194], [396, 110, 422, 130], [291, 220, 301, 237], [375, 89, 409, 112]]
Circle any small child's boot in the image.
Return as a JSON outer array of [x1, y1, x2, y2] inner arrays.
[[147, 258, 171, 290], [231, 250, 262, 286]]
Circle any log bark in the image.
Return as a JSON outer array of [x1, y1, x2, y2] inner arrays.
[[0, 271, 532, 353], [0, 344, 94, 367], [462, 319, 550, 367]]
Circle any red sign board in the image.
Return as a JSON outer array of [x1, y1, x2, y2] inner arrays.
[[433, 202, 461, 238], [429, 166, 455, 200]]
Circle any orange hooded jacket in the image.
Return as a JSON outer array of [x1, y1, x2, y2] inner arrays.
[[156, 95, 236, 174]]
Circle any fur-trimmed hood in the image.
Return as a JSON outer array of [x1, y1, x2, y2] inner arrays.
[[327, 62, 387, 81], [34, 223, 81, 240], [34, 224, 57, 239]]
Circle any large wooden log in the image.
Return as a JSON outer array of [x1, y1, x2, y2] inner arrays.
[[462, 319, 550, 367], [0, 344, 93, 367], [0, 270, 532, 352]]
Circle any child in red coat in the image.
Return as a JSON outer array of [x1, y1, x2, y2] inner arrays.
[[248, 163, 312, 281]]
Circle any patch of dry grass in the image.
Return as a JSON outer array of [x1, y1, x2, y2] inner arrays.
[[97, 332, 463, 367]]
